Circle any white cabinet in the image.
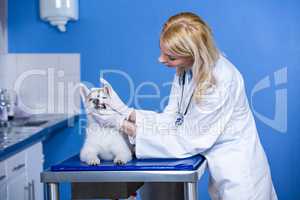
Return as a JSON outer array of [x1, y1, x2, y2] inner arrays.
[[7, 171, 28, 200], [1, 142, 44, 200], [0, 160, 7, 200], [26, 141, 44, 200], [0, 184, 7, 200]]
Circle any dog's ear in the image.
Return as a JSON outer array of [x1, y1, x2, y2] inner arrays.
[[79, 83, 90, 106], [103, 85, 111, 97], [99, 77, 112, 97]]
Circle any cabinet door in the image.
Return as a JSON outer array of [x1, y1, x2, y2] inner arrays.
[[0, 184, 7, 200], [6, 148, 27, 200], [7, 171, 29, 200], [26, 142, 44, 200], [0, 160, 7, 199]]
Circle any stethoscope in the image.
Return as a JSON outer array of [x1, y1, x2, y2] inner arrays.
[[175, 70, 195, 127]]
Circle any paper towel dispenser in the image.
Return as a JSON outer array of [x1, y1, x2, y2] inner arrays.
[[40, 0, 79, 32]]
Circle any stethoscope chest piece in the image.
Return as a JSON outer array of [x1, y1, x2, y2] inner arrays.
[[175, 70, 195, 127], [175, 112, 184, 127]]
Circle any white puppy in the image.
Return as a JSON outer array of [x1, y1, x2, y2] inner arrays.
[[79, 82, 132, 165]]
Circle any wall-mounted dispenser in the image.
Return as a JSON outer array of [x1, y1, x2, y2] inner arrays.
[[40, 0, 79, 32]]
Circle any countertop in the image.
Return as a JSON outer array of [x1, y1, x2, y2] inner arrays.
[[0, 114, 79, 161]]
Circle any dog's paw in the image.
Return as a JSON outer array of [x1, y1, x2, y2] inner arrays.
[[114, 159, 125, 165], [113, 155, 132, 165], [86, 157, 101, 165]]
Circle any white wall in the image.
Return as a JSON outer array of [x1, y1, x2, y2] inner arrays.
[[0, 2, 81, 115], [0, 54, 80, 115]]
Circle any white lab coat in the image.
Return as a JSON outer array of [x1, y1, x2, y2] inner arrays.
[[134, 55, 278, 200]]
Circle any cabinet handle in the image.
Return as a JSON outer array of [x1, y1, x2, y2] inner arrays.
[[24, 182, 32, 200], [12, 163, 25, 172], [0, 175, 6, 181], [31, 180, 35, 200], [25, 180, 36, 200]]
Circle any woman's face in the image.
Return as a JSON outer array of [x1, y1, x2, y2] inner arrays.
[[158, 44, 194, 70]]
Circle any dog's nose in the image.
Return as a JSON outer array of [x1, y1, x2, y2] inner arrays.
[[92, 99, 99, 105]]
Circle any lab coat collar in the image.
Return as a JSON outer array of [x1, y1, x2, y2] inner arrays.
[[186, 69, 193, 83], [179, 69, 196, 116], [178, 69, 193, 85]]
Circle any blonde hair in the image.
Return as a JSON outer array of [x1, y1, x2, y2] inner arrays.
[[160, 12, 219, 101]]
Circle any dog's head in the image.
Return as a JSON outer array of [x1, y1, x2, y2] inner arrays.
[[79, 83, 110, 112]]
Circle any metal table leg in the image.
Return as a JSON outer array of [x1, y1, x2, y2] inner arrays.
[[48, 183, 59, 200], [184, 182, 198, 200]]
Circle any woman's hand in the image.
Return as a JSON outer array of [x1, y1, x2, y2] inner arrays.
[[91, 106, 137, 137], [93, 78, 136, 136], [100, 78, 133, 119], [90, 108, 126, 130], [120, 119, 137, 137]]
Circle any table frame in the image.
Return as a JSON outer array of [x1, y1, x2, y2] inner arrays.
[[41, 160, 207, 200]]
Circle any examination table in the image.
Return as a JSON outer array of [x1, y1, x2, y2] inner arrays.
[[41, 154, 207, 200]]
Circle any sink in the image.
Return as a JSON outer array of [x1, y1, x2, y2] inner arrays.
[[0, 117, 49, 128], [21, 120, 48, 127]]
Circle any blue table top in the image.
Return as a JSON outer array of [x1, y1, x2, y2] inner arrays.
[[51, 154, 206, 171]]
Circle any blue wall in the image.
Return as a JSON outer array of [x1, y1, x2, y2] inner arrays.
[[8, 0, 300, 199]]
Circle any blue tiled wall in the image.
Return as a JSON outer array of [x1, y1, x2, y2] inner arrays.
[[8, 0, 300, 199]]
